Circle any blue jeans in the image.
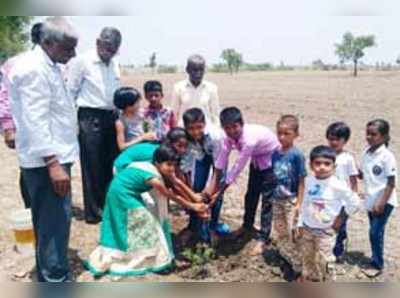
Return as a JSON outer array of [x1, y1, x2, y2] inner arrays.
[[333, 210, 348, 258], [20, 170, 31, 209], [21, 164, 73, 282], [188, 155, 224, 242], [368, 204, 394, 270]]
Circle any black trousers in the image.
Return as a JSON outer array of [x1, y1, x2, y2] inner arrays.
[[78, 107, 119, 223], [243, 164, 274, 240]]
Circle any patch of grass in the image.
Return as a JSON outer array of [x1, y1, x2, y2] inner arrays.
[[181, 243, 216, 267]]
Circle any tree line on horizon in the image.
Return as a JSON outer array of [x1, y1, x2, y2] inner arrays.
[[0, 17, 398, 77], [128, 33, 392, 77]]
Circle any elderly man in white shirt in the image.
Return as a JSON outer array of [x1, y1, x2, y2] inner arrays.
[[7, 17, 78, 282], [67, 27, 122, 224], [171, 55, 221, 130], [171, 55, 230, 237]]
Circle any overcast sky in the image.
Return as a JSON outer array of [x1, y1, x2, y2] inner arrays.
[[36, 1, 400, 66]]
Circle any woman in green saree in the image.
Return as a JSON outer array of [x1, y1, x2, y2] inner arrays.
[[86, 145, 208, 277], [113, 127, 189, 174]]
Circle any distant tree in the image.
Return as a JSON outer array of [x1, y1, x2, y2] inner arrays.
[[312, 59, 325, 70], [335, 32, 376, 77], [149, 52, 157, 74], [396, 56, 400, 66], [0, 16, 33, 62], [276, 60, 294, 71], [241, 62, 273, 72], [158, 65, 177, 74], [221, 49, 243, 74]]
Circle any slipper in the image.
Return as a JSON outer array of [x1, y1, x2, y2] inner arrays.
[[361, 267, 382, 278]]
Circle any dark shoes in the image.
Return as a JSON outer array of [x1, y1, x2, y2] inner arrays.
[[85, 217, 101, 225]]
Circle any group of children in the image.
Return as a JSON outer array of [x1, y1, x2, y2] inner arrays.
[[112, 80, 229, 238], [96, 79, 397, 282]]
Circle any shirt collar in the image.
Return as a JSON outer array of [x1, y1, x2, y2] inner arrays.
[[91, 50, 114, 66], [145, 105, 166, 114], [185, 79, 205, 89], [367, 144, 386, 155], [190, 133, 211, 146], [230, 125, 245, 148], [36, 46, 57, 67]]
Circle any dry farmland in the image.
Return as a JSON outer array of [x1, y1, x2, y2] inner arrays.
[[0, 70, 399, 281]]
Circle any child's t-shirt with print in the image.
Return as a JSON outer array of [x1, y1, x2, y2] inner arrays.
[[298, 175, 360, 230], [143, 106, 176, 141], [361, 145, 398, 211], [271, 147, 307, 200]]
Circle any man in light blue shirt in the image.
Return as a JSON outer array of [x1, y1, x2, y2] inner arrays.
[[67, 27, 122, 224]]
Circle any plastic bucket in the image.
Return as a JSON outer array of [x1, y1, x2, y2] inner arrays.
[[10, 209, 35, 254]]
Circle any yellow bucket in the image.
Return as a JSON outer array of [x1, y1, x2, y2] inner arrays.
[[10, 209, 35, 254]]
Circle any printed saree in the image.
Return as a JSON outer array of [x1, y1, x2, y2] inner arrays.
[[86, 162, 174, 276]]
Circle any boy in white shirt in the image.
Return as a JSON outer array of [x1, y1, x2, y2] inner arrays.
[[360, 119, 397, 277], [298, 145, 360, 281], [326, 122, 359, 263]]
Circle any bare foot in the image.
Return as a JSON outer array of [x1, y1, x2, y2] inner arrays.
[[230, 226, 247, 238], [249, 240, 265, 256]]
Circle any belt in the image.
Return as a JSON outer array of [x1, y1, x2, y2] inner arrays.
[[78, 107, 115, 114], [78, 107, 119, 122]]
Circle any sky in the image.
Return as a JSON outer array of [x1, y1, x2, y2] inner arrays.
[[35, 0, 400, 66]]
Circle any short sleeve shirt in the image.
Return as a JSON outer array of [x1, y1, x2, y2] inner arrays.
[[298, 175, 360, 229], [272, 147, 307, 199], [361, 145, 398, 210], [335, 151, 359, 184], [180, 133, 216, 175], [143, 106, 176, 141]]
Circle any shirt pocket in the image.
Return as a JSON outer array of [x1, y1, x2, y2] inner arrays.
[[79, 114, 102, 134], [199, 93, 211, 110], [49, 73, 70, 113], [181, 92, 192, 106], [111, 70, 121, 89]]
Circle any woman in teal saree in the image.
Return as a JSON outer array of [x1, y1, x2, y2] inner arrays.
[[86, 146, 207, 277]]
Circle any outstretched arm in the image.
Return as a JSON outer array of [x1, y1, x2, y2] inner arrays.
[[166, 173, 203, 203], [204, 168, 226, 195], [147, 178, 207, 213]]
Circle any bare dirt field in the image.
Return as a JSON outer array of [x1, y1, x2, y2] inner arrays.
[[1, 70, 399, 282]]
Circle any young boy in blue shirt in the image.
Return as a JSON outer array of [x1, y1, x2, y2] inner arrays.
[[268, 115, 306, 279], [181, 108, 229, 243]]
